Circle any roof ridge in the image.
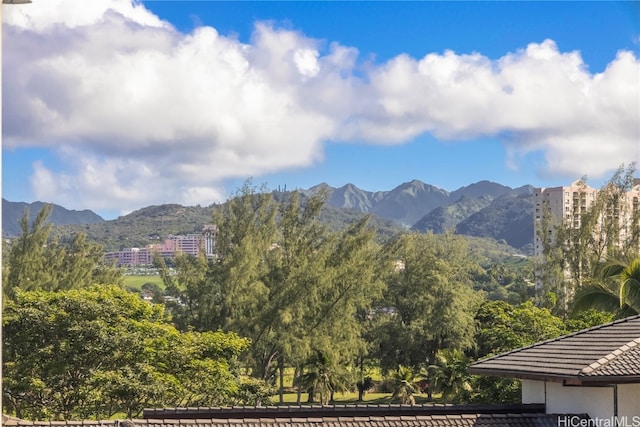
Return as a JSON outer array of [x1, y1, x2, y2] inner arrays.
[[473, 314, 640, 365], [580, 337, 640, 375]]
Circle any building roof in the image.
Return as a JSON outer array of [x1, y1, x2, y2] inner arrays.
[[3, 404, 585, 427], [469, 314, 640, 384], [0, 414, 578, 427]]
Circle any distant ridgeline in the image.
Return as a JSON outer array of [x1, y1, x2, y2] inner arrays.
[[2, 179, 537, 253], [2, 199, 104, 237]]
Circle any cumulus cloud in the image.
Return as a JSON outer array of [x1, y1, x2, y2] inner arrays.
[[3, 0, 639, 213]]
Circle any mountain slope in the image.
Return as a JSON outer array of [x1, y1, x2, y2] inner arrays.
[[449, 180, 512, 201], [455, 193, 534, 250], [370, 179, 450, 226], [2, 199, 104, 237], [411, 195, 494, 234], [51, 204, 214, 251], [326, 183, 387, 212]]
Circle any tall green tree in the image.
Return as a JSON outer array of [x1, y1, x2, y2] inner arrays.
[[474, 300, 566, 359], [472, 300, 564, 404], [375, 232, 483, 390], [3, 205, 122, 301], [4, 205, 53, 298], [296, 213, 385, 401], [471, 300, 610, 403], [156, 181, 277, 335]]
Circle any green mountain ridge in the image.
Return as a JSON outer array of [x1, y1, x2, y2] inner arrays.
[[3, 180, 536, 253]]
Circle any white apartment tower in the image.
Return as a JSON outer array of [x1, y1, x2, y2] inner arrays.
[[533, 180, 597, 258]]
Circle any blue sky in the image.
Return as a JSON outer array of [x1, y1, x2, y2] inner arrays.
[[2, 1, 639, 219]]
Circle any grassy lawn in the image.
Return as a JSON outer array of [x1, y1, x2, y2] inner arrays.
[[266, 368, 440, 405], [122, 275, 164, 291], [270, 391, 437, 405]]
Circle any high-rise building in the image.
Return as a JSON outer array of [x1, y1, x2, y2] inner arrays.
[[533, 180, 598, 259], [533, 179, 640, 291]]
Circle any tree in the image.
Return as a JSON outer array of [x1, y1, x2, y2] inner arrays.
[[573, 257, 640, 318], [533, 193, 573, 315], [2, 286, 249, 420], [300, 351, 352, 404], [428, 349, 472, 403], [390, 366, 419, 405], [470, 299, 610, 403], [4, 205, 53, 299], [156, 181, 277, 334], [376, 232, 483, 383], [294, 213, 384, 403], [3, 205, 122, 301], [474, 300, 566, 359]]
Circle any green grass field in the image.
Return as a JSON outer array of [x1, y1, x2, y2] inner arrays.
[[269, 392, 436, 405], [122, 275, 164, 291]]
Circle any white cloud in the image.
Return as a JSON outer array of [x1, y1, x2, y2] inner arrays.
[[3, 1, 639, 213], [2, 0, 166, 30]]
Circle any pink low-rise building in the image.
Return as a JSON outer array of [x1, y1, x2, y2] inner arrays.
[[104, 226, 216, 267]]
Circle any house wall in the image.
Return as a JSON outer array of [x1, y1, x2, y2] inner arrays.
[[522, 380, 621, 418], [546, 382, 614, 419], [521, 379, 545, 404], [617, 383, 640, 418]]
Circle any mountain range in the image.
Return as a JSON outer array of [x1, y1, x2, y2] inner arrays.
[[2, 179, 535, 252], [2, 199, 105, 237]]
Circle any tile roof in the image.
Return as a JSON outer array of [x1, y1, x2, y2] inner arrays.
[[470, 314, 640, 384], [2, 413, 584, 427], [141, 404, 546, 420]]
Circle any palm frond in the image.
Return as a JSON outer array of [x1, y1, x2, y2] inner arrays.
[[572, 283, 621, 315], [619, 258, 640, 315]]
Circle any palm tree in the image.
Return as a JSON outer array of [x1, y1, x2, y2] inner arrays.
[[573, 257, 640, 318], [428, 349, 472, 403], [390, 366, 418, 405], [301, 351, 351, 404]]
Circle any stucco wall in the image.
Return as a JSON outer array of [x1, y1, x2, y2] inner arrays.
[[522, 379, 545, 403], [545, 382, 615, 419], [617, 383, 640, 418], [522, 380, 620, 418]]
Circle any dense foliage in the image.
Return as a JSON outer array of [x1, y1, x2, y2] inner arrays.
[[3, 286, 249, 419]]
